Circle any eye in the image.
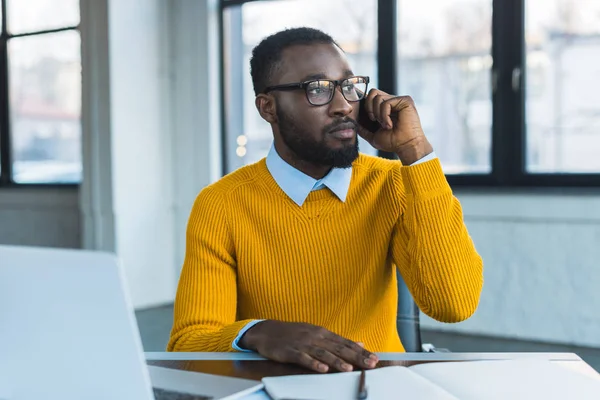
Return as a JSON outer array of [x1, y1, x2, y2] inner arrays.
[[308, 86, 327, 95], [307, 81, 330, 95], [342, 84, 355, 93]]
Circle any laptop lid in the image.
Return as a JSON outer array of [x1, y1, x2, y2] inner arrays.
[[0, 245, 154, 400]]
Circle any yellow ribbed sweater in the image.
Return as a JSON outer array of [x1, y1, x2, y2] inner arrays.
[[167, 154, 483, 353]]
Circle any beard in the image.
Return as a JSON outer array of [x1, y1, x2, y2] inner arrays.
[[276, 108, 359, 168]]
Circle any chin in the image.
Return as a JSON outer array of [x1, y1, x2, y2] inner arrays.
[[327, 136, 356, 148], [324, 143, 360, 168]]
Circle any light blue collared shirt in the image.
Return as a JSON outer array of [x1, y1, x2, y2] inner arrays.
[[231, 143, 437, 351], [265, 144, 437, 206], [265, 144, 354, 206]]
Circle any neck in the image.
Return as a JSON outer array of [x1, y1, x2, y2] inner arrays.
[[273, 141, 331, 180], [288, 159, 331, 180]]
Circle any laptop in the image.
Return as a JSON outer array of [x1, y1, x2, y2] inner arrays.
[[0, 245, 263, 400]]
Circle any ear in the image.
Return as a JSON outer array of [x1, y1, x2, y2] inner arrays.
[[255, 94, 278, 124]]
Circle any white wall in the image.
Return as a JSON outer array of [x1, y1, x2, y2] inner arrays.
[[79, 0, 178, 309], [168, 0, 222, 274], [108, 0, 176, 309], [0, 189, 79, 248], [421, 192, 600, 348]]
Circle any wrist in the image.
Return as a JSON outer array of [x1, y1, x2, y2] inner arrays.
[[238, 320, 267, 351], [395, 136, 434, 165]]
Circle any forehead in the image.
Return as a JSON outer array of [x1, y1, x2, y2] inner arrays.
[[276, 43, 353, 83]]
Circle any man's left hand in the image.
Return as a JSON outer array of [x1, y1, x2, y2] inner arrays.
[[358, 89, 434, 165]]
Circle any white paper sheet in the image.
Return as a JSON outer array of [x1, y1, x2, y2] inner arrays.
[[262, 366, 459, 400], [410, 359, 600, 400]]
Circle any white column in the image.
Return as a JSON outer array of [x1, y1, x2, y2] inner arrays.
[[168, 0, 223, 272], [79, 0, 115, 253], [80, 0, 177, 308]]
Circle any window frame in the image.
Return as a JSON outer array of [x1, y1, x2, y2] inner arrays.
[[0, 0, 80, 188], [220, 0, 600, 187]]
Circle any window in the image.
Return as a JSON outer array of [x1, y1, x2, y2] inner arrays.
[[397, 0, 493, 174], [221, 0, 600, 187], [0, 0, 81, 186], [525, 0, 600, 173], [222, 0, 378, 173]]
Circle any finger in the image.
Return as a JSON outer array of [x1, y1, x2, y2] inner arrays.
[[272, 347, 329, 373], [323, 339, 367, 367], [357, 342, 365, 348], [364, 89, 381, 121], [326, 335, 379, 368], [371, 94, 386, 126], [384, 95, 415, 119], [322, 338, 378, 369], [305, 345, 354, 372], [380, 99, 395, 130]]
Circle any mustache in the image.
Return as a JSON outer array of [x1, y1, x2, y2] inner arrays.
[[324, 118, 358, 134]]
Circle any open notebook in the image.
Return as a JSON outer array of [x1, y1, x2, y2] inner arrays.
[[262, 359, 600, 400]]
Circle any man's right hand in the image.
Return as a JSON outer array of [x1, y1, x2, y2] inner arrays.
[[238, 320, 379, 373]]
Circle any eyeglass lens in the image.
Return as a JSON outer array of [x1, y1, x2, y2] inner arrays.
[[306, 77, 367, 105]]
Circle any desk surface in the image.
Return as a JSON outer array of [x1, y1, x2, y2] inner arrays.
[[146, 352, 600, 382]]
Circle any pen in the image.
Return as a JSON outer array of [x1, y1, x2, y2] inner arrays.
[[357, 369, 368, 399]]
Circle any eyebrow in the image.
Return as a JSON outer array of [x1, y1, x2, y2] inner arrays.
[[299, 70, 355, 81]]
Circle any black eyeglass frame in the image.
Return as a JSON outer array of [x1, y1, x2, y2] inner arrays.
[[262, 76, 370, 106]]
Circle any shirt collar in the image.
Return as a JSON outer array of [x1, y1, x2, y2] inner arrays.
[[266, 143, 352, 207]]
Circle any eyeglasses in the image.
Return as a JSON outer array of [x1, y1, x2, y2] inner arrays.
[[263, 76, 370, 106]]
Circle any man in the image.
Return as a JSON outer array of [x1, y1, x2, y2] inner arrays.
[[168, 27, 483, 374]]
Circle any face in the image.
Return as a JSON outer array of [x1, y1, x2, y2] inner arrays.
[[265, 43, 361, 168]]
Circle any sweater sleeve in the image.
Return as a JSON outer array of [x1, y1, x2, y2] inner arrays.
[[167, 186, 251, 352], [390, 158, 484, 323]]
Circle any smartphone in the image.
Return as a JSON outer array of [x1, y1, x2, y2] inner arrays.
[[357, 98, 381, 134]]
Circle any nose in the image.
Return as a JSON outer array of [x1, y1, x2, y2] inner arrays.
[[328, 86, 353, 117]]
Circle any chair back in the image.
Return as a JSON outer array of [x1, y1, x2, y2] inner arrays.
[[396, 270, 422, 352]]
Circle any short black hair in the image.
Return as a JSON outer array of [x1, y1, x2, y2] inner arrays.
[[249, 27, 340, 96]]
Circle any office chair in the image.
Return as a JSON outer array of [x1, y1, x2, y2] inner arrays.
[[396, 270, 448, 353]]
